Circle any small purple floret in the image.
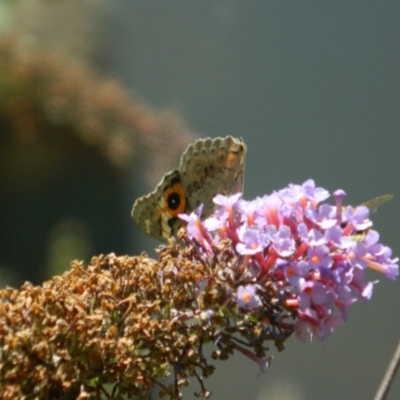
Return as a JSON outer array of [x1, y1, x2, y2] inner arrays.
[[237, 285, 262, 309]]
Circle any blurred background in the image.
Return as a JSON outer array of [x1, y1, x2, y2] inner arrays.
[[1, 1, 399, 399]]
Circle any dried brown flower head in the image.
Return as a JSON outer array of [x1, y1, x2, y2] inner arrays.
[[0, 237, 288, 399]]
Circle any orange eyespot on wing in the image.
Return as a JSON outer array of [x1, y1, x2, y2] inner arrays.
[[131, 170, 183, 241], [162, 181, 187, 217]]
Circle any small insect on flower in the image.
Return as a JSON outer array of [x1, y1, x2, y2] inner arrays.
[[362, 194, 394, 212], [348, 194, 394, 243]]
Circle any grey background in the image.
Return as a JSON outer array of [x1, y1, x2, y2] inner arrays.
[[103, 2, 400, 399]]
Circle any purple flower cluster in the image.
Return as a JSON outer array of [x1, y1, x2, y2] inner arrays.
[[180, 179, 398, 342]]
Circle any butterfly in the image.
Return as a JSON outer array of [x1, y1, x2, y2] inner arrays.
[[132, 136, 247, 241]]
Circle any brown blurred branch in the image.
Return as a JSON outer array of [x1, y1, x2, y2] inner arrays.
[[0, 36, 196, 188]]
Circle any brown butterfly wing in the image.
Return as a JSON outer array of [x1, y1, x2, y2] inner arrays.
[[179, 136, 247, 218], [131, 170, 185, 241]]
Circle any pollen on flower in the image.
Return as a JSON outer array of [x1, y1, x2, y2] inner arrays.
[[287, 267, 295, 277], [304, 287, 313, 295], [242, 293, 251, 302], [311, 255, 320, 264]]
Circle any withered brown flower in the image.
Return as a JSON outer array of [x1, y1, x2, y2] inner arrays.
[[0, 237, 288, 399]]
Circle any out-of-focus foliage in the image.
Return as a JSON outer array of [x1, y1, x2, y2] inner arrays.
[[0, 1, 197, 285]]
